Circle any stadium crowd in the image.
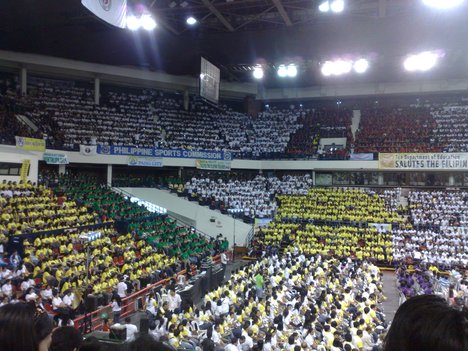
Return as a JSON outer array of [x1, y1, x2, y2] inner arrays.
[[182, 175, 313, 218]]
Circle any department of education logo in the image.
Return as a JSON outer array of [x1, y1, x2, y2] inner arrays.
[[99, 0, 112, 11]]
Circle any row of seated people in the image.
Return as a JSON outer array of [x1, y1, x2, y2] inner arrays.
[[275, 188, 405, 224], [180, 175, 313, 219], [142, 253, 387, 351], [408, 190, 468, 228], [4, 74, 468, 156], [430, 104, 468, 152], [257, 222, 392, 262], [0, 180, 98, 236], [0, 214, 220, 309], [285, 109, 353, 159], [22, 78, 164, 149], [392, 227, 467, 268], [54, 175, 150, 222], [354, 107, 441, 153], [16, 76, 307, 158], [396, 263, 466, 311]]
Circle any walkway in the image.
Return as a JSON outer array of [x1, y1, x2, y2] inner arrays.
[[381, 270, 400, 323]]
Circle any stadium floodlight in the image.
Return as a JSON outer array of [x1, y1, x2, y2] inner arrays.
[[287, 64, 298, 77], [319, 1, 330, 12], [141, 14, 157, 30], [277, 65, 288, 77], [404, 51, 439, 72], [353, 59, 369, 74], [186, 16, 197, 25], [126, 15, 141, 30], [422, 0, 464, 9], [330, 0, 345, 12], [253, 67, 264, 80]]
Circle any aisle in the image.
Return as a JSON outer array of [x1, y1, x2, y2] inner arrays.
[[381, 271, 400, 323]]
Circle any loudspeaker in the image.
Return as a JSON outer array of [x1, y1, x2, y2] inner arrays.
[[85, 295, 98, 313], [139, 316, 150, 335], [110, 325, 127, 341]]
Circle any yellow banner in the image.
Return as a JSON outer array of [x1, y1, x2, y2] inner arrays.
[[15, 136, 46, 152], [20, 160, 30, 182], [379, 152, 468, 170]]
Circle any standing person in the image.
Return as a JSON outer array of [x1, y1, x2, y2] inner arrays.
[[0, 302, 53, 351], [167, 289, 182, 313], [220, 251, 228, 279], [123, 316, 139, 341], [9, 250, 21, 270], [111, 295, 122, 324], [255, 271, 264, 299], [117, 276, 128, 298]]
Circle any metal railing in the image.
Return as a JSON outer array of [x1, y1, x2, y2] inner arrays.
[[74, 254, 223, 332]]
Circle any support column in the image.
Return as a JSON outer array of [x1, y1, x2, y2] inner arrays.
[[448, 175, 455, 186], [20, 67, 27, 96], [183, 89, 189, 111], [107, 164, 112, 187], [178, 167, 182, 178], [94, 78, 100, 105], [58, 164, 66, 175], [312, 171, 316, 186], [378, 173, 384, 185]]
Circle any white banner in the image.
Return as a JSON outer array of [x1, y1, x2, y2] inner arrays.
[[81, 0, 127, 29], [127, 156, 163, 167], [379, 152, 468, 170], [80, 145, 97, 156]]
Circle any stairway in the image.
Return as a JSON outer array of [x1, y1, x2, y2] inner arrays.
[[351, 110, 361, 141]]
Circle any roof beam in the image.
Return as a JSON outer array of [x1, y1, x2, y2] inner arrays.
[[271, 0, 292, 26], [200, 0, 234, 31]]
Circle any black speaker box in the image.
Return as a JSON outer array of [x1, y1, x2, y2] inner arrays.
[[85, 295, 98, 313], [109, 325, 127, 341]]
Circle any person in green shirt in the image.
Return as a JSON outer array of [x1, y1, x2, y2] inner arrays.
[[255, 272, 264, 299]]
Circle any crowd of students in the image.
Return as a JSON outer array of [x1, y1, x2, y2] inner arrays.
[[4, 75, 468, 158], [182, 175, 313, 218], [142, 253, 388, 351], [0, 180, 98, 236], [275, 188, 404, 225]]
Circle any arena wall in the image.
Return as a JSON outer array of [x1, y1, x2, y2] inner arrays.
[[120, 187, 253, 246]]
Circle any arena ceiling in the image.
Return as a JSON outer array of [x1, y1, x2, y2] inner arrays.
[[1, 1, 468, 87]]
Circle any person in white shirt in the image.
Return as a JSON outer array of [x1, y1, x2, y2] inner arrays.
[[221, 251, 228, 278], [117, 277, 128, 298], [112, 295, 122, 324], [41, 285, 53, 301], [1, 280, 13, 298], [123, 316, 138, 341], [224, 338, 239, 351], [167, 290, 182, 312]]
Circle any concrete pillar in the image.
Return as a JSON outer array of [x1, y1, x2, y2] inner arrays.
[[312, 171, 316, 186], [178, 167, 182, 178], [20, 67, 27, 96], [183, 89, 189, 111], [58, 164, 66, 175], [448, 175, 455, 186], [378, 173, 384, 186], [94, 78, 100, 105], [107, 164, 112, 187]]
